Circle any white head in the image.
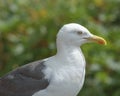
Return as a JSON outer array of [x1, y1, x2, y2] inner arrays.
[[57, 23, 106, 47]]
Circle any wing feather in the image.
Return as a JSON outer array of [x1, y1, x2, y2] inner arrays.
[[0, 60, 49, 96]]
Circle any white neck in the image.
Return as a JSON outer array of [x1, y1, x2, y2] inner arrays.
[[56, 38, 85, 66]]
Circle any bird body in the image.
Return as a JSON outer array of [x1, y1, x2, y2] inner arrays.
[[33, 47, 85, 96], [0, 23, 106, 96]]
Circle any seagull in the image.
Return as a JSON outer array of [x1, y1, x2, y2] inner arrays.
[[0, 23, 107, 96]]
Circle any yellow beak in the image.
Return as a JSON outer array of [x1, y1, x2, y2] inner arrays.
[[88, 35, 107, 45]]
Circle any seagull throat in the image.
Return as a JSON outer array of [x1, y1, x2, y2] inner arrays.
[[56, 37, 85, 67]]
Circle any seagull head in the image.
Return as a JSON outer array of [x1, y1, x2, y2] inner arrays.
[[57, 23, 107, 46]]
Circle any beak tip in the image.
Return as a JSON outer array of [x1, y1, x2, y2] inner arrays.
[[104, 41, 107, 45], [99, 39, 107, 45], [90, 35, 107, 45], [100, 39, 107, 45]]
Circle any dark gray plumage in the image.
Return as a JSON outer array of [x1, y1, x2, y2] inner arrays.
[[0, 60, 49, 96]]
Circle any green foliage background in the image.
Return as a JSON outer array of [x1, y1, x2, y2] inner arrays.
[[0, 0, 120, 96]]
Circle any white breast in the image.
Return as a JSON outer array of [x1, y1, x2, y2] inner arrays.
[[48, 66, 85, 96]]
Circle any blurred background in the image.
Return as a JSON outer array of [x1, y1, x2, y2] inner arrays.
[[0, 0, 120, 96]]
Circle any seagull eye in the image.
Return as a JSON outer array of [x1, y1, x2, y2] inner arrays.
[[77, 31, 83, 35]]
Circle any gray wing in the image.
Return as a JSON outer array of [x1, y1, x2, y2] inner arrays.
[[0, 60, 50, 96]]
